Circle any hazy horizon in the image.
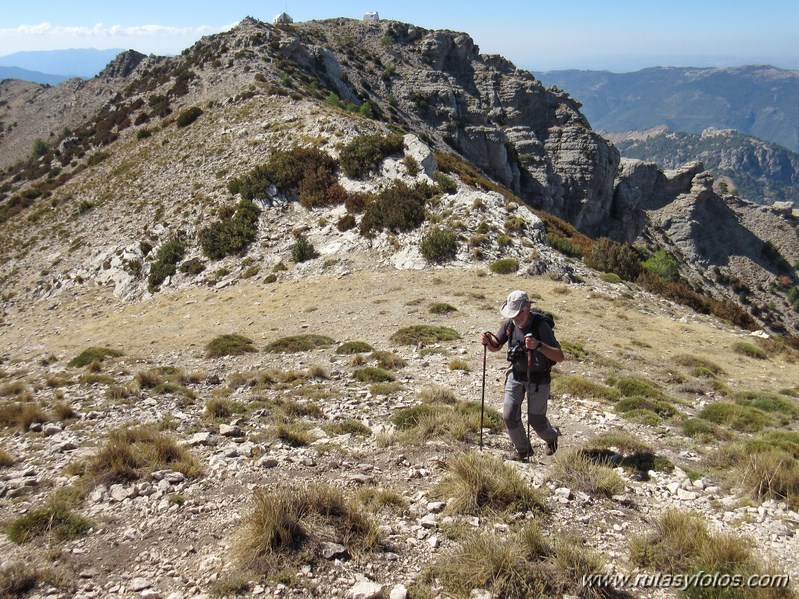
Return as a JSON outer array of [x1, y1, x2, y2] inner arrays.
[[1, 1, 797, 74]]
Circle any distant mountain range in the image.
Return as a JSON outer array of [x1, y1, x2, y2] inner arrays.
[[536, 65, 799, 154], [0, 66, 68, 85], [608, 127, 799, 206], [0, 48, 126, 81]]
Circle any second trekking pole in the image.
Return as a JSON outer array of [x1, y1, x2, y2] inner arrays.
[[480, 341, 487, 450]]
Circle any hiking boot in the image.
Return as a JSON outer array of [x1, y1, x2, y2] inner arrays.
[[545, 427, 561, 456], [508, 449, 531, 462]]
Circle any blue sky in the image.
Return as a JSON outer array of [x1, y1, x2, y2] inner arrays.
[[1, 0, 798, 72]]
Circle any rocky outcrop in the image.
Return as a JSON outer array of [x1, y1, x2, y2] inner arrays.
[[97, 50, 147, 79]]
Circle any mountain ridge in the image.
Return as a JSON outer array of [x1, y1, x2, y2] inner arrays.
[[0, 16, 797, 334], [536, 65, 799, 154]]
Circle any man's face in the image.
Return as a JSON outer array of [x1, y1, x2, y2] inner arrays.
[[512, 305, 530, 326]]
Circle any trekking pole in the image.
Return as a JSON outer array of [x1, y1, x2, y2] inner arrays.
[[525, 334, 533, 459], [480, 341, 487, 450]]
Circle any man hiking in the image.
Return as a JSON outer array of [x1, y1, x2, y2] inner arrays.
[[479, 290, 565, 461]]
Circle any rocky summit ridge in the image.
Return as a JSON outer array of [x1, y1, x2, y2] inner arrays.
[[0, 16, 797, 337], [0, 18, 798, 598]]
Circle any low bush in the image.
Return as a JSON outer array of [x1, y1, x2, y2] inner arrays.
[[336, 341, 374, 354], [615, 396, 678, 418], [430, 302, 457, 315], [698, 402, 773, 432], [228, 146, 342, 209], [370, 350, 407, 370], [353, 367, 395, 383], [206, 333, 256, 357], [0, 402, 48, 431], [291, 234, 317, 262], [175, 106, 203, 128], [673, 354, 726, 377], [7, 502, 92, 544], [0, 560, 43, 596], [488, 258, 519, 274], [264, 335, 335, 353], [67, 346, 123, 368], [732, 341, 768, 360], [199, 199, 261, 260], [733, 391, 799, 421], [423, 524, 608, 599], [551, 375, 621, 402], [584, 237, 642, 281], [420, 226, 458, 262], [148, 238, 186, 292], [606, 374, 664, 399], [682, 418, 727, 441], [359, 181, 434, 235], [389, 325, 460, 346], [339, 134, 404, 178]]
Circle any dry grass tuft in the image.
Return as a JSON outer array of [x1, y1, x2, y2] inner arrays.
[[82, 425, 202, 485], [235, 483, 379, 575], [629, 509, 788, 598], [433, 451, 547, 516], [549, 449, 626, 498]]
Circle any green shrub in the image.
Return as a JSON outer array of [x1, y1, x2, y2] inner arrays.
[[430, 303, 457, 315], [206, 334, 256, 358], [353, 367, 395, 383], [148, 238, 186, 292], [291, 235, 317, 262], [264, 335, 335, 353], [489, 258, 519, 274], [584, 237, 642, 281], [339, 134, 404, 178], [336, 213, 356, 231], [682, 418, 725, 441], [641, 249, 680, 281], [176, 106, 203, 128], [432, 171, 457, 194], [698, 402, 773, 432], [552, 375, 621, 401], [228, 147, 341, 209], [606, 375, 663, 399], [359, 181, 433, 235], [733, 391, 799, 420], [32, 137, 49, 159], [420, 226, 458, 262], [179, 257, 206, 275], [615, 396, 678, 418], [136, 128, 152, 139], [7, 503, 91, 544], [732, 342, 767, 359], [199, 199, 261, 260], [68, 346, 123, 368], [336, 341, 374, 354], [370, 350, 407, 370], [389, 325, 460, 346]]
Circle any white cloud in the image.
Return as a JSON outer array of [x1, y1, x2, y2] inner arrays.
[[0, 22, 220, 39], [0, 21, 239, 55]]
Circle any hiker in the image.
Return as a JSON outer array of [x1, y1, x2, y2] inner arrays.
[[479, 290, 564, 460]]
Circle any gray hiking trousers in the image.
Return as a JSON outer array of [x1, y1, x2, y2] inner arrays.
[[503, 371, 558, 454]]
